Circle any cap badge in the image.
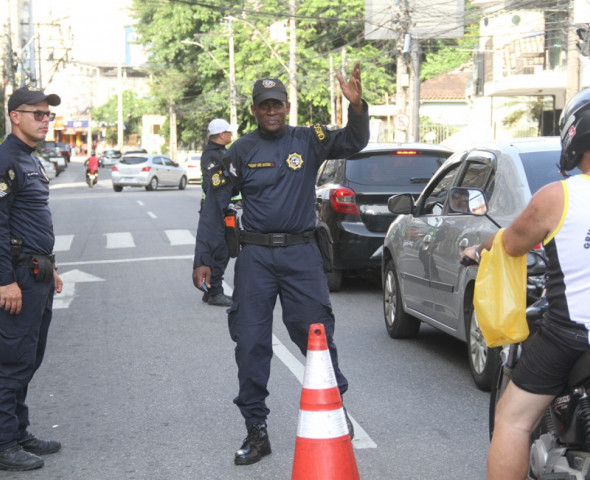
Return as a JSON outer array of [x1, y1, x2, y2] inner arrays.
[[262, 79, 277, 89]]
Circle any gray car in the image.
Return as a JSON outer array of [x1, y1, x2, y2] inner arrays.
[[111, 153, 188, 192], [382, 136, 572, 390]]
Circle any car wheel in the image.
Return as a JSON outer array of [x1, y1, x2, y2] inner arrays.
[[146, 177, 158, 191], [178, 176, 187, 190], [326, 269, 343, 292], [383, 260, 420, 338], [113, 185, 123, 192], [466, 305, 501, 391]]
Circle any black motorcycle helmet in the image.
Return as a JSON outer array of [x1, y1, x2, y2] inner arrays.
[[559, 88, 590, 172]]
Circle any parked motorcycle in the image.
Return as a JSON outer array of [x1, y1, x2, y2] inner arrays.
[[489, 297, 590, 479], [86, 170, 98, 188]]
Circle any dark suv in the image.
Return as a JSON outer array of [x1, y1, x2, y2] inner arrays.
[[315, 142, 452, 291]]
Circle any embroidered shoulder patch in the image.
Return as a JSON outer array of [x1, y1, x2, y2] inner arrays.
[[211, 169, 228, 189], [313, 124, 327, 143], [285, 153, 303, 171], [0, 177, 11, 199]]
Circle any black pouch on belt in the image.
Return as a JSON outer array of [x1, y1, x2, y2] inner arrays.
[[314, 221, 334, 272], [30, 256, 54, 283], [224, 208, 241, 258]]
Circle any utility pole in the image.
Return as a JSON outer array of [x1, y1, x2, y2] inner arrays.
[[288, 0, 297, 126], [395, 0, 411, 142], [117, 63, 124, 150], [169, 102, 177, 160], [329, 55, 336, 126], [341, 47, 348, 126]]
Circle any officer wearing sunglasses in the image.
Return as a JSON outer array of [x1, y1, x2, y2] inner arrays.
[[0, 85, 63, 472]]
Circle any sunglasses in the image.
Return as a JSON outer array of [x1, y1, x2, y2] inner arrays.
[[14, 110, 56, 121]]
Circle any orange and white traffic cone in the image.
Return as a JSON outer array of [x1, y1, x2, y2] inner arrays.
[[291, 323, 359, 480]]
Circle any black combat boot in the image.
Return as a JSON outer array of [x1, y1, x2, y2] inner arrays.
[[0, 445, 44, 471], [18, 433, 61, 455], [234, 424, 272, 466]]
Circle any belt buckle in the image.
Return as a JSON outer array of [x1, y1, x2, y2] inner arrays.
[[270, 233, 287, 246]]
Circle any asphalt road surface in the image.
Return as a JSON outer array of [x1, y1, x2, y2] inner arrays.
[[0, 159, 490, 479]]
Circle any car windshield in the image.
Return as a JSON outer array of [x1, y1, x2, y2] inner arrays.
[[120, 156, 148, 165], [346, 153, 447, 186], [106, 151, 121, 158], [519, 150, 571, 194]]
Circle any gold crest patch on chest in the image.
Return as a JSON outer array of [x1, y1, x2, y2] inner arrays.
[[285, 153, 303, 171]]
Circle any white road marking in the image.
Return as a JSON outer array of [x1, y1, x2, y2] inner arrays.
[[105, 232, 135, 249], [53, 269, 105, 309], [54, 234, 74, 252], [147, 211, 157, 219], [165, 229, 195, 246], [137, 200, 144, 206]]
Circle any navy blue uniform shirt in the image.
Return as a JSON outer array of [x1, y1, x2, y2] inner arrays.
[[194, 101, 369, 268], [0, 134, 54, 286]]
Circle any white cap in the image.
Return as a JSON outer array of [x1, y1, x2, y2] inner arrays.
[[207, 118, 232, 136]]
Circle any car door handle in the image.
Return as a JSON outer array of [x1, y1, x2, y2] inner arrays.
[[459, 238, 469, 248], [423, 234, 432, 244]]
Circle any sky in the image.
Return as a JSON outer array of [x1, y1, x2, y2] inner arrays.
[[33, 0, 135, 64]]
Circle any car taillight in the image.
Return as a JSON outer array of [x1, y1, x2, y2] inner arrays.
[[330, 187, 360, 215], [141, 166, 152, 172], [395, 150, 417, 155], [112, 166, 118, 171]]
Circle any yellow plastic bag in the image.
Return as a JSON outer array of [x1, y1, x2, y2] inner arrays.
[[473, 228, 529, 347]]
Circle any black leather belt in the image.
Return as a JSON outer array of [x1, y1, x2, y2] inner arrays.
[[241, 230, 315, 247]]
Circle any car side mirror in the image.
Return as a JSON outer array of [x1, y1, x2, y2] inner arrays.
[[388, 194, 414, 214], [449, 187, 488, 215]]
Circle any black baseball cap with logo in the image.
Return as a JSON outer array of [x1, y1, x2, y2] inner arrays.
[[252, 78, 287, 106], [8, 85, 61, 112]]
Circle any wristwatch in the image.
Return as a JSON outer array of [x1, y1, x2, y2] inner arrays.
[[474, 248, 481, 264]]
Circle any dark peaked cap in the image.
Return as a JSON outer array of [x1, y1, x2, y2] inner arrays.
[[8, 85, 61, 112]]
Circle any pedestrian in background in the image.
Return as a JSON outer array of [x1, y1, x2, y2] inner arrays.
[[0, 86, 64, 471], [193, 62, 369, 466], [198, 119, 234, 307]]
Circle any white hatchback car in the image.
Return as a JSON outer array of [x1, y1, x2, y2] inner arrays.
[[184, 154, 202, 184], [111, 154, 188, 192]]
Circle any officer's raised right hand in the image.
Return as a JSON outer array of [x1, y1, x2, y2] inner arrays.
[[0, 282, 23, 314], [192, 266, 212, 292]]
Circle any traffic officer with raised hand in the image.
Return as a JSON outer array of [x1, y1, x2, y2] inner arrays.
[[192, 61, 369, 466], [198, 119, 234, 307], [0, 86, 63, 471]]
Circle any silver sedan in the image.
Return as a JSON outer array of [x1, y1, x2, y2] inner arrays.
[[111, 154, 188, 192], [382, 136, 571, 390]]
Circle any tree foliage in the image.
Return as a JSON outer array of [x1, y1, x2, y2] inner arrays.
[[130, 0, 394, 149], [91, 90, 155, 145]]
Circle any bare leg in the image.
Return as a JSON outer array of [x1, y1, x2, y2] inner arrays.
[[487, 381, 553, 480]]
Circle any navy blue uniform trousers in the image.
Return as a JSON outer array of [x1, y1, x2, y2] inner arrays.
[[228, 241, 348, 428], [0, 266, 54, 449]]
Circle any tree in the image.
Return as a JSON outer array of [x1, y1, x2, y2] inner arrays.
[[130, 0, 393, 149], [92, 90, 155, 145]]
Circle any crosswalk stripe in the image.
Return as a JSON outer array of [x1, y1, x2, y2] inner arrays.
[[54, 235, 74, 252], [165, 229, 195, 246], [105, 232, 135, 249]]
